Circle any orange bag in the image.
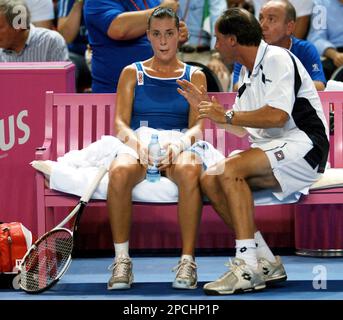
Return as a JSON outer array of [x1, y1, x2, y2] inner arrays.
[[0, 222, 32, 273]]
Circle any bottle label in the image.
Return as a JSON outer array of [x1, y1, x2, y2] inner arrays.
[[147, 165, 159, 174]]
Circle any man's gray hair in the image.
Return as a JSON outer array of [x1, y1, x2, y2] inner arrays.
[[0, 0, 30, 29]]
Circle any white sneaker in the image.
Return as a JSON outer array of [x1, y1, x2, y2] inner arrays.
[[259, 256, 287, 285], [203, 258, 266, 295], [172, 258, 197, 289], [107, 257, 133, 290]]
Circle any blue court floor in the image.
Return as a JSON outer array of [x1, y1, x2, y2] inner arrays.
[[0, 255, 342, 301]]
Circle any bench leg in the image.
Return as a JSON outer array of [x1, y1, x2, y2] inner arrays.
[[46, 207, 55, 233]]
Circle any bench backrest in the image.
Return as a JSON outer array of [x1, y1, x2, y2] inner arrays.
[[45, 91, 116, 160], [45, 91, 343, 167], [45, 91, 238, 160]]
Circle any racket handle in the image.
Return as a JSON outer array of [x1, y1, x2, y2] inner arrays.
[[80, 166, 108, 203]]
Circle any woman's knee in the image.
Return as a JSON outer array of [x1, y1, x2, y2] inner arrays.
[[108, 164, 140, 191], [172, 163, 202, 185]]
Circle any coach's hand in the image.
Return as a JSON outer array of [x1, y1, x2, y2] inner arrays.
[[198, 96, 227, 124], [177, 79, 209, 109]]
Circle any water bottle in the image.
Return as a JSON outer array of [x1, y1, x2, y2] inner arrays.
[[146, 134, 161, 182]]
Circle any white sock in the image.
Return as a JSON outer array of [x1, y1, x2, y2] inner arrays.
[[181, 254, 194, 262], [235, 239, 258, 270], [254, 231, 276, 263], [114, 241, 129, 260]]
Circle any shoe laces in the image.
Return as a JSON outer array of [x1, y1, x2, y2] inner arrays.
[[217, 258, 245, 279], [172, 259, 197, 279], [259, 258, 270, 268], [108, 257, 131, 277], [224, 258, 244, 268]]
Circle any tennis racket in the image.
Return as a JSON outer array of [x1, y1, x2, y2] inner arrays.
[[18, 166, 107, 293]]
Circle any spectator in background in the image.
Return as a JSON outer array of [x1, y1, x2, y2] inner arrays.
[[178, 0, 230, 91], [228, 0, 313, 39], [26, 0, 54, 29], [0, 0, 69, 62], [84, 0, 189, 93], [58, 0, 92, 92], [255, 0, 313, 39], [232, 0, 326, 91], [307, 0, 343, 81]]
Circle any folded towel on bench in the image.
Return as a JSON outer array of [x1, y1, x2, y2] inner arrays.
[[309, 168, 343, 190]]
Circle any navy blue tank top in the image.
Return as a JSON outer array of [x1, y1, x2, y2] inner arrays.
[[130, 62, 194, 131]]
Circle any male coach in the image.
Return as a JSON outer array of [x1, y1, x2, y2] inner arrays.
[[177, 7, 329, 295]]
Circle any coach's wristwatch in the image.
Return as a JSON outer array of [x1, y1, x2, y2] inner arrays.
[[225, 110, 235, 125]]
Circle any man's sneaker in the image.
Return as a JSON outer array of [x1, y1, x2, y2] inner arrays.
[[107, 257, 133, 290], [259, 256, 287, 285], [172, 258, 197, 289], [203, 258, 266, 295]]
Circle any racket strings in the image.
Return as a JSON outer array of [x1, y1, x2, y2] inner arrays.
[[20, 230, 73, 292]]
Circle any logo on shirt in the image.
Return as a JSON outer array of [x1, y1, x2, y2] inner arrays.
[[312, 64, 320, 72], [137, 71, 144, 85], [274, 150, 285, 161]]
